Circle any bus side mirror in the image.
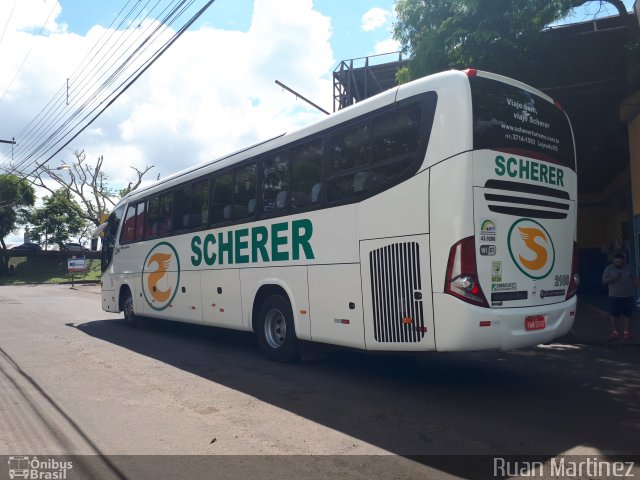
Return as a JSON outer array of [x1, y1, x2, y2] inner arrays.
[[90, 237, 99, 252]]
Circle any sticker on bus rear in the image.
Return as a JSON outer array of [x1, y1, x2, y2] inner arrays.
[[507, 218, 555, 280], [480, 219, 496, 242]]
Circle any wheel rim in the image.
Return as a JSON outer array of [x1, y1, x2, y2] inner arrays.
[[264, 308, 286, 349]]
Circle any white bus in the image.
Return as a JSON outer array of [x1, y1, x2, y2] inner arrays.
[[98, 69, 579, 361]]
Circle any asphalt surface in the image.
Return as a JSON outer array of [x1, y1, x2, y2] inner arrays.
[[0, 284, 638, 479]]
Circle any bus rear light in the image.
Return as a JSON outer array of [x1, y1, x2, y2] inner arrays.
[[554, 100, 564, 111], [464, 68, 478, 78], [445, 236, 489, 308], [566, 241, 579, 300], [479, 321, 491, 327]]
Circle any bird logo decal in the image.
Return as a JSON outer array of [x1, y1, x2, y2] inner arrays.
[[147, 252, 173, 302], [517, 227, 548, 271], [142, 242, 181, 311], [507, 219, 555, 280]]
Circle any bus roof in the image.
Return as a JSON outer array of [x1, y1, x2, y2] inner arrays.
[[117, 69, 551, 207]]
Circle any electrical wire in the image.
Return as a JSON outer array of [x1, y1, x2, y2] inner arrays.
[[5, 0, 141, 143], [2, 0, 217, 178], [7, 0, 165, 167], [0, 0, 19, 51], [0, 0, 58, 105], [9, 0, 191, 172], [12, 0, 193, 172]]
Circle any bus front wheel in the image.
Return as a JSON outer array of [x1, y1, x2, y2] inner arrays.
[[256, 294, 299, 362]]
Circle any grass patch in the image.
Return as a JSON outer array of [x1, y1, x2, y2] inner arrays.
[[0, 255, 102, 285]]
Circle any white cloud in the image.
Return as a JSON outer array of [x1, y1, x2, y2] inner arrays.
[[374, 38, 401, 55], [0, 0, 335, 244], [361, 7, 392, 32]]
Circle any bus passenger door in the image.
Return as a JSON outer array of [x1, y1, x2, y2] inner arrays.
[[360, 236, 435, 351]]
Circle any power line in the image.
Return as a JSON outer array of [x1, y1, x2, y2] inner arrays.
[[0, 0, 19, 51], [2, 0, 217, 178], [0, 0, 58, 105], [5, 0, 140, 142], [6, 0, 166, 168], [13, 0, 195, 173], [5, 0, 193, 172]]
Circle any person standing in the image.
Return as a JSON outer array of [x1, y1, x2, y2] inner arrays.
[[602, 252, 640, 340]]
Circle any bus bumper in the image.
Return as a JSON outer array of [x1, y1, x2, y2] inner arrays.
[[102, 289, 119, 313], [432, 293, 576, 351]]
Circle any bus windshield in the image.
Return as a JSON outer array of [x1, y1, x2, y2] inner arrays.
[[470, 75, 575, 170]]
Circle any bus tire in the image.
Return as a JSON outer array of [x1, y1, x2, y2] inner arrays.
[[256, 294, 299, 362], [122, 288, 141, 328]]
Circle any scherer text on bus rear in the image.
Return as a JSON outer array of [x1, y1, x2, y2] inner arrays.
[[190, 219, 315, 266]]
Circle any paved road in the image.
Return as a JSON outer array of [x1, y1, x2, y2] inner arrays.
[[0, 284, 638, 479]]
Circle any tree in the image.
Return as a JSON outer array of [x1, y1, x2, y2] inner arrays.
[[393, 0, 634, 81], [31, 150, 155, 227], [0, 174, 36, 274], [29, 189, 88, 250]]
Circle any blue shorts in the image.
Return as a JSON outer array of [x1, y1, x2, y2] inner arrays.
[[609, 297, 634, 317]]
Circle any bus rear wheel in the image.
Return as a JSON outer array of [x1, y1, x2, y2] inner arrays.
[[256, 294, 299, 362], [122, 289, 141, 327]]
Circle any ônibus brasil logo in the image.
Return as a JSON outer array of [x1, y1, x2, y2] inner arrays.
[[142, 242, 180, 311], [507, 218, 555, 280]]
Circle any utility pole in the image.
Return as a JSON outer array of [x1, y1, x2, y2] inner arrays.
[[0, 137, 16, 161]]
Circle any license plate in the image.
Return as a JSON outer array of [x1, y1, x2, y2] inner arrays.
[[525, 315, 546, 331]]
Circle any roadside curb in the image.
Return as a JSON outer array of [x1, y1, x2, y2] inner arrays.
[[0, 280, 100, 287]]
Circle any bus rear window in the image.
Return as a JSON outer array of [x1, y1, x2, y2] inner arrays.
[[471, 76, 575, 170]]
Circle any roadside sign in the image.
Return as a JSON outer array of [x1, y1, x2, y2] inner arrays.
[[67, 256, 86, 273]]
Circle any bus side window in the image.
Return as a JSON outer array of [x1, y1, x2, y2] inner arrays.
[[291, 138, 323, 209], [327, 122, 370, 202], [361, 104, 422, 192], [327, 104, 423, 202], [191, 179, 209, 228], [120, 205, 136, 243], [158, 192, 173, 235], [261, 151, 290, 214], [144, 197, 158, 239], [233, 163, 256, 220], [174, 185, 191, 231], [372, 104, 421, 162], [329, 122, 369, 173], [134, 202, 146, 241], [212, 173, 233, 224]]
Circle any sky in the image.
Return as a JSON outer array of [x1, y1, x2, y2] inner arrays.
[[0, 0, 635, 244]]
